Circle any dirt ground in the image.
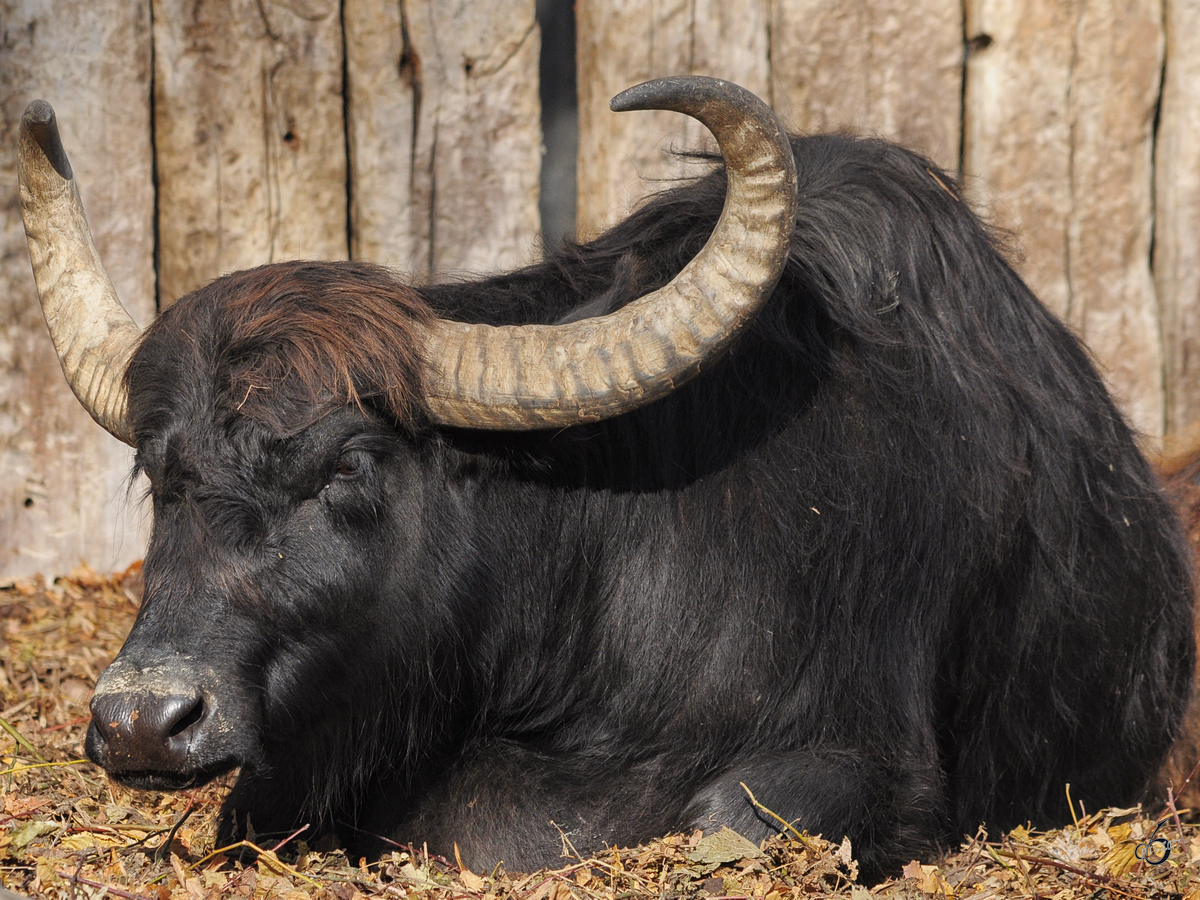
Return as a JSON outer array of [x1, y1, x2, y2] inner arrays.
[[1, 567, 1197, 899]]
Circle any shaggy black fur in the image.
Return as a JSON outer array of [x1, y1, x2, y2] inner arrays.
[[87, 133, 1194, 883]]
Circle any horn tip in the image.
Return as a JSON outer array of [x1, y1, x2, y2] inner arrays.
[[610, 75, 737, 113], [20, 100, 73, 181], [23, 99, 56, 128]]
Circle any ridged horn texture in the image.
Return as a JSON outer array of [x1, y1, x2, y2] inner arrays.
[[420, 75, 798, 430], [18, 100, 141, 446]]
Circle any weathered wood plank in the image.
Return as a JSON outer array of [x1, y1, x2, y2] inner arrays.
[[963, 1, 1076, 319], [575, 0, 771, 237], [345, 0, 542, 277], [964, 0, 1164, 439], [0, 0, 155, 579], [153, 0, 348, 305], [343, 0, 417, 268], [1157, 0, 1200, 437], [1067, 0, 1164, 440], [769, 0, 963, 170]]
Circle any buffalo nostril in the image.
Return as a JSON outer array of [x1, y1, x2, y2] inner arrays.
[[88, 691, 208, 773], [168, 697, 205, 737]]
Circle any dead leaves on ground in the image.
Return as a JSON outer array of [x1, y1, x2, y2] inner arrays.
[[2, 567, 1199, 899]]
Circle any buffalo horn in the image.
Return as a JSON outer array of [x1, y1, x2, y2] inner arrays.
[[420, 76, 798, 430], [18, 100, 140, 445]]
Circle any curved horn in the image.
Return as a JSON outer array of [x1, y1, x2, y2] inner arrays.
[[420, 76, 798, 430], [18, 100, 141, 445]]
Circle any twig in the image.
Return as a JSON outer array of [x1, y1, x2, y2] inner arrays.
[[518, 869, 587, 900], [0, 759, 88, 777], [112, 824, 173, 857], [0, 799, 53, 827], [42, 716, 91, 733], [187, 838, 323, 888], [985, 845, 1015, 871], [0, 717, 46, 763], [551, 820, 583, 861], [65, 822, 162, 837], [740, 782, 811, 848], [1164, 787, 1188, 860], [337, 820, 426, 852], [68, 854, 85, 900], [518, 854, 654, 899], [926, 167, 961, 201], [1004, 837, 1040, 900], [269, 822, 310, 853], [154, 797, 197, 863], [1179, 755, 1200, 794], [54, 871, 155, 900], [1065, 783, 1080, 831], [958, 825, 990, 875]]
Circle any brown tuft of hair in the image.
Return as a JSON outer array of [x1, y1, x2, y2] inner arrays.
[[160, 260, 438, 432]]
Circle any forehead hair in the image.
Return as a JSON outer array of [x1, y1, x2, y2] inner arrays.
[[127, 260, 437, 436]]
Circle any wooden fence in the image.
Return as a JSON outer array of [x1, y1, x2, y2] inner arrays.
[[1, 0, 1199, 579]]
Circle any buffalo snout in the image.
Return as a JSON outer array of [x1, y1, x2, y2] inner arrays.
[[85, 657, 241, 791], [89, 689, 203, 764]]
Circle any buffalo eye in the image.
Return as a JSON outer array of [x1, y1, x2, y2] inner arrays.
[[331, 450, 371, 482]]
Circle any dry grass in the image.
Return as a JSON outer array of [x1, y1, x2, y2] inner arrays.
[[1, 567, 1198, 899]]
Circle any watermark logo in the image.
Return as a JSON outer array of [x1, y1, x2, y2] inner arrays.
[[1134, 820, 1174, 865]]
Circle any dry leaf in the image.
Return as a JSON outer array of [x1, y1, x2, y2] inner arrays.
[[59, 830, 127, 851], [7, 820, 59, 854], [4, 794, 49, 817], [1097, 839, 1141, 877], [687, 825, 766, 873], [459, 868, 487, 891], [837, 836, 854, 866], [170, 851, 189, 887]]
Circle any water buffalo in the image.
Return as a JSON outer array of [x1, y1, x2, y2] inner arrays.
[[17, 77, 1194, 882]]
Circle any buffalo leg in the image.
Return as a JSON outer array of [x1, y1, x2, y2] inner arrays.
[[366, 740, 685, 871], [682, 750, 943, 883]]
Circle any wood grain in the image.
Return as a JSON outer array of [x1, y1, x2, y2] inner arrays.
[[769, 0, 963, 169], [576, 0, 771, 236], [964, 0, 1165, 438], [345, 0, 543, 277], [152, 0, 348, 304], [1157, 0, 1200, 437]]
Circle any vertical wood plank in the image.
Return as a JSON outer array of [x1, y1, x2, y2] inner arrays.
[[409, 0, 542, 276], [769, 0, 963, 170], [153, 0, 348, 305], [964, 0, 1164, 439], [0, 0, 155, 579], [575, 0, 771, 236], [345, 0, 542, 277], [1069, 0, 1164, 440], [343, 0, 417, 268], [963, 0, 1076, 319], [1157, 0, 1200, 436]]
